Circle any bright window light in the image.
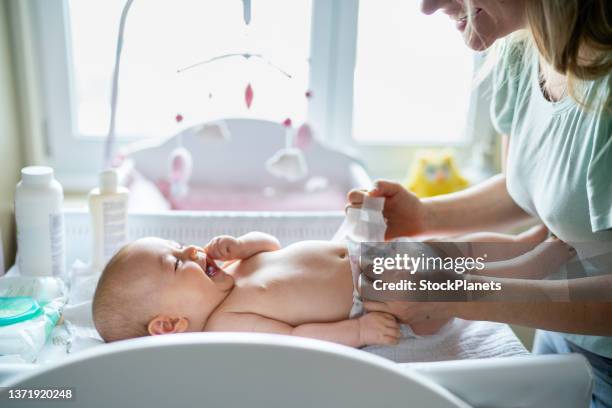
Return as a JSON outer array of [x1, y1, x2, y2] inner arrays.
[[352, 0, 474, 144], [67, 0, 312, 138]]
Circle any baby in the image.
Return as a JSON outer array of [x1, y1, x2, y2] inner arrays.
[[93, 233, 401, 347], [93, 227, 574, 346]]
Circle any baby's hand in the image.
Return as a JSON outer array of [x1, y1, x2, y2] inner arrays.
[[358, 312, 401, 346], [204, 235, 241, 261]]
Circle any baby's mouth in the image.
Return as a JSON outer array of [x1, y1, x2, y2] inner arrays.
[[204, 257, 221, 278], [191, 250, 221, 278]]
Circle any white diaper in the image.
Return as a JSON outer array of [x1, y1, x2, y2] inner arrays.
[[333, 196, 387, 318]]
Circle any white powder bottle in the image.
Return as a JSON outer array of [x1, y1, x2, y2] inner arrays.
[[88, 169, 129, 272], [15, 166, 66, 278]]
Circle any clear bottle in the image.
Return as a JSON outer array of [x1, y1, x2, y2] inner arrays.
[[15, 166, 66, 278], [89, 169, 129, 272]]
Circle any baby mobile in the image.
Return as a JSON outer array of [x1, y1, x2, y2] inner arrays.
[[104, 0, 314, 198]]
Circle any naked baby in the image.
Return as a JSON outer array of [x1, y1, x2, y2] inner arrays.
[[93, 227, 574, 347], [93, 233, 403, 347]]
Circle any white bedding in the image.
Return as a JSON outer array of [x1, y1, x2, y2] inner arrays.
[[37, 307, 527, 365], [366, 319, 527, 362], [30, 260, 526, 365]]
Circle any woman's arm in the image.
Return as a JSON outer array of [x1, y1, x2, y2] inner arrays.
[[348, 175, 531, 239], [364, 274, 612, 336], [460, 273, 612, 335], [421, 174, 531, 236], [459, 302, 612, 336], [469, 238, 575, 279]]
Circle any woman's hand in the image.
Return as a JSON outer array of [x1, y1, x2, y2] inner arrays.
[[347, 180, 427, 240]]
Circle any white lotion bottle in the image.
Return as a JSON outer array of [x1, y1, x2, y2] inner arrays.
[[15, 166, 66, 278], [89, 169, 129, 272]]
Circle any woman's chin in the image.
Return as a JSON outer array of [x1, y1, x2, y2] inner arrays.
[[462, 31, 494, 52]]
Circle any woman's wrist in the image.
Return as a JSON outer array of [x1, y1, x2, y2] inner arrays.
[[418, 197, 441, 235], [451, 301, 480, 320]]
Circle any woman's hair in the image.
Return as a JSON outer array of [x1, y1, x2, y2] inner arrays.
[[471, 0, 611, 109]]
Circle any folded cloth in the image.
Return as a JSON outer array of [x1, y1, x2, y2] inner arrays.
[[364, 318, 528, 363]]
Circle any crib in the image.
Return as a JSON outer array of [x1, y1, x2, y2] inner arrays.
[[117, 118, 371, 212]]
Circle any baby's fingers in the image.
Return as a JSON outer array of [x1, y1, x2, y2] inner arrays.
[[218, 243, 229, 258], [205, 242, 224, 260], [205, 247, 219, 259]]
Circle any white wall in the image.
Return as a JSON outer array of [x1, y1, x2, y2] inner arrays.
[[0, 0, 24, 271]]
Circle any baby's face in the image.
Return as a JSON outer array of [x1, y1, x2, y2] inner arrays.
[[126, 238, 234, 329]]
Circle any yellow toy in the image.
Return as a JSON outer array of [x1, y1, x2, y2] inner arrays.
[[405, 150, 469, 198]]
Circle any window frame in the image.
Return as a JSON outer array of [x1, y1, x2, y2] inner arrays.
[[12, 0, 496, 191], [19, 0, 167, 190], [308, 0, 496, 179]]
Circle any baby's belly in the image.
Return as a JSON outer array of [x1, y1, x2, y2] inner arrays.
[[224, 241, 355, 325]]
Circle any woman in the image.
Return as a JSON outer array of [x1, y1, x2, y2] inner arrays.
[[349, 0, 611, 406]]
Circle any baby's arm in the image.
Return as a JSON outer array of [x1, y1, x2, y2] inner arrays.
[[206, 312, 400, 348], [205, 232, 281, 261]]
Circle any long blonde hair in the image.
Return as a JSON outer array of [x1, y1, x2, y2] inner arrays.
[[470, 0, 611, 110]]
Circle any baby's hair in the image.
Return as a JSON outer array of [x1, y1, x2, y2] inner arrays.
[[92, 243, 155, 342]]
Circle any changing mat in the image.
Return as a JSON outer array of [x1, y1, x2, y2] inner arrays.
[[365, 319, 527, 362], [34, 197, 527, 364], [39, 295, 527, 365], [40, 295, 527, 364]]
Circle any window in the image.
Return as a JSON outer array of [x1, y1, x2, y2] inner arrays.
[[352, 0, 474, 144], [307, 0, 478, 154], [18, 0, 484, 187], [67, 0, 312, 138]]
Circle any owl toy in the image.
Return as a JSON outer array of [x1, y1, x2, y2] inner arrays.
[[405, 150, 469, 198]]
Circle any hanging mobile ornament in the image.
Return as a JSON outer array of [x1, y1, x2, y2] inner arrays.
[[168, 113, 193, 198], [295, 90, 314, 150], [245, 83, 254, 109], [266, 118, 308, 182], [242, 0, 251, 25], [295, 123, 313, 150]]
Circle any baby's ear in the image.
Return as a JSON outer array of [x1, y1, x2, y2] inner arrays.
[[147, 315, 189, 335]]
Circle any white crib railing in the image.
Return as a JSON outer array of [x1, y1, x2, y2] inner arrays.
[[64, 210, 345, 267]]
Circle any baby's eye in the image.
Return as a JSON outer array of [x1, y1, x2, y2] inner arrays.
[[174, 258, 182, 271]]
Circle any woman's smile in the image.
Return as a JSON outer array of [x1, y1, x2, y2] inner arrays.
[[421, 0, 527, 50]]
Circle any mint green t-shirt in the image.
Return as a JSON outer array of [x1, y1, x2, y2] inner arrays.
[[491, 39, 612, 358]]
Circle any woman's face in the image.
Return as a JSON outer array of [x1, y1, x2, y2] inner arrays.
[[420, 0, 527, 50]]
